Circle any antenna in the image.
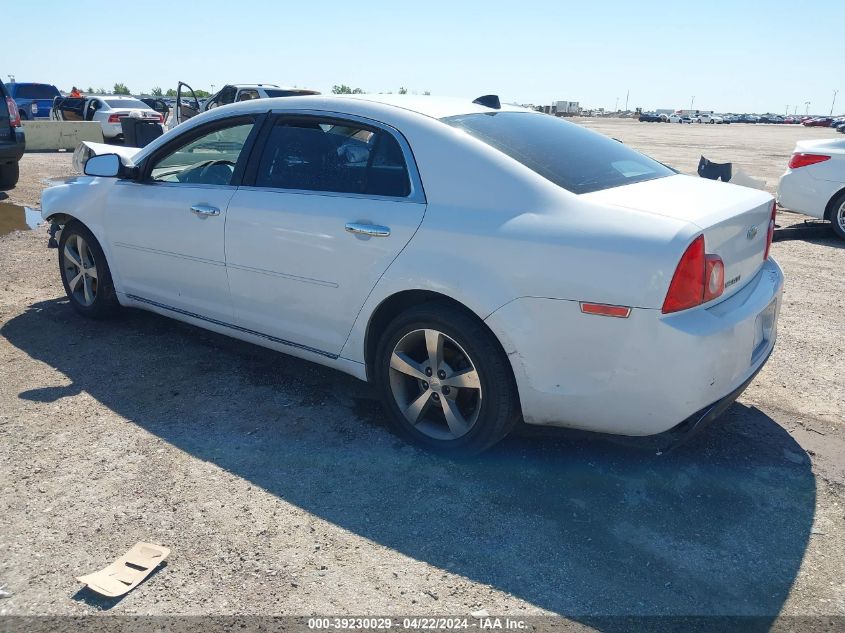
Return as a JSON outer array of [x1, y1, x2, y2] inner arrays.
[[472, 95, 501, 110]]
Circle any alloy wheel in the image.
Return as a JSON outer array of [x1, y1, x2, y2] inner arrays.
[[388, 328, 482, 440], [837, 201, 845, 233], [63, 234, 98, 307]]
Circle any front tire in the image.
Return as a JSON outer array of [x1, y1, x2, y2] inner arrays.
[[374, 303, 520, 455], [58, 221, 120, 318], [829, 192, 845, 240], [0, 162, 20, 190]]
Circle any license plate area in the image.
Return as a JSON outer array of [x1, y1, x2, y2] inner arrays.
[[751, 298, 777, 364]]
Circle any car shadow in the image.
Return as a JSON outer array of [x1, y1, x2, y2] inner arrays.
[[1, 299, 816, 628], [774, 221, 843, 249]]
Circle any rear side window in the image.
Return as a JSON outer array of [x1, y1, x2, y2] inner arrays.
[[255, 118, 411, 197], [442, 112, 674, 194], [14, 84, 60, 100]]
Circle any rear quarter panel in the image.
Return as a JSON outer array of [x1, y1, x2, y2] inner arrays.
[[339, 114, 694, 363]]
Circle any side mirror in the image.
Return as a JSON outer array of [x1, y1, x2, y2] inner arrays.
[[84, 154, 122, 178]]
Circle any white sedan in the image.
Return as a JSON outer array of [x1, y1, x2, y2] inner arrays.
[[53, 96, 164, 139], [777, 138, 845, 239], [695, 114, 724, 124], [41, 94, 783, 454], [668, 113, 692, 124]]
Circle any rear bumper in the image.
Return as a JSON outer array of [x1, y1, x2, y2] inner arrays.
[[485, 258, 784, 436], [0, 130, 26, 163], [658, 344, 771, 447]]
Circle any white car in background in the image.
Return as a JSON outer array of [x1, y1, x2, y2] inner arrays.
[[778, 138, 845, 239], [695, 114, 724, 124], [52, 95, 164, 139], [41, 94, 783, 455], [668, 113, 692, 124]]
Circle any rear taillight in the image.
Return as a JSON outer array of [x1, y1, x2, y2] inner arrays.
[[107, 113, 126, 123], [6, 97, 21, 127], [788, 153, 830, 169], [662, 235, 725, 314], [764, 200, 776, 260]]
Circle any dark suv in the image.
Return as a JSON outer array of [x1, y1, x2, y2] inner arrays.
[[0, 78, 25, 189]]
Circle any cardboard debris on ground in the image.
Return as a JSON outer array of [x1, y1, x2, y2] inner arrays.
[[76, 542, 170, 597], [729, 167, 767, 190]]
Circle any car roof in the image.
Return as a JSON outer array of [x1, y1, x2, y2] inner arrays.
[[229, 84, 281, 89], [210, 93, 527, 120]]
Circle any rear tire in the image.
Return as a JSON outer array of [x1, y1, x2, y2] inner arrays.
[[374, 303, 521, 456], [58, 221, 120, 318], [829, 192, 845, 240], [0, 162, 20, 190]]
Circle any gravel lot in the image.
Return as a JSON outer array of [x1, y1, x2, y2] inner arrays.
[[0, 121, 843, 625]]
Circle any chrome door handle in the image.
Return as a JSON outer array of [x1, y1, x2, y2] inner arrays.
[[190, 204, 220, 217], [345, 222, 390, 237]]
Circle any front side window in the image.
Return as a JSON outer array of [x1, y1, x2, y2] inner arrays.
[[208, 86, 237, 110], [255, 118, 411, 197], [149, 120, 254, 186], [442, 112, 674, 194]]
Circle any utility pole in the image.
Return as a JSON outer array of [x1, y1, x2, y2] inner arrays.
[[690, 96, 695, 111], [624, 89, 629, 112], [831, 90, 839, 116], [805, 101, 810, 115], [614, 97, 619, 112]]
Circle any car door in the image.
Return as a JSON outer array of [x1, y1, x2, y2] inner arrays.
[[175, 81, 200, 125], [224, 113, 427, 357], [102, 115, 261, 322]]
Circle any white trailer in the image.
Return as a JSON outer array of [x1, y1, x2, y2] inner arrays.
[[553, 100, 580, 116]]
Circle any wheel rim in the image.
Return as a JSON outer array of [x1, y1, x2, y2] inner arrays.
[[63, 234, 98, 307], [388, 328, 482, 440], [838, 201, 845, 232]]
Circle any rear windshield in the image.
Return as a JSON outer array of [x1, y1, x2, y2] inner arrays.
[[442, 112, 674, 194], [105, 99, 149, 109], [263, 89, 318, 98], [14, 84, 60, 100]]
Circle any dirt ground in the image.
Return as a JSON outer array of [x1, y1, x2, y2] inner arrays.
[[0, 121, 843, 627]]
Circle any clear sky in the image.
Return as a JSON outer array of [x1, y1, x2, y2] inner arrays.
[[5, 0, 841, 115]]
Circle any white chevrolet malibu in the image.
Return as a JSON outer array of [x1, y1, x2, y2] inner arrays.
[[41, 94, 783, 454]]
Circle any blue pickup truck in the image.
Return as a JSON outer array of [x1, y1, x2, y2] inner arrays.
[[7, 82, 61, 120]]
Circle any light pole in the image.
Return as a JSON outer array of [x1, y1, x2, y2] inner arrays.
[[805, 101, 811, 115], [210, 84, 215, 95], [831, 90, 839, 116], [624, 89, 629, 112], [7, 74, 14, 83], [614, 97, 619, 112]]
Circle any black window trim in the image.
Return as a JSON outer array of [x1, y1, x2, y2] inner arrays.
[[240, 109, 426, 204], [137, 113, 267, 187]]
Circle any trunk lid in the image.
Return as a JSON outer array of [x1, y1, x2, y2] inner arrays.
[[583, 174, 774, 301]]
